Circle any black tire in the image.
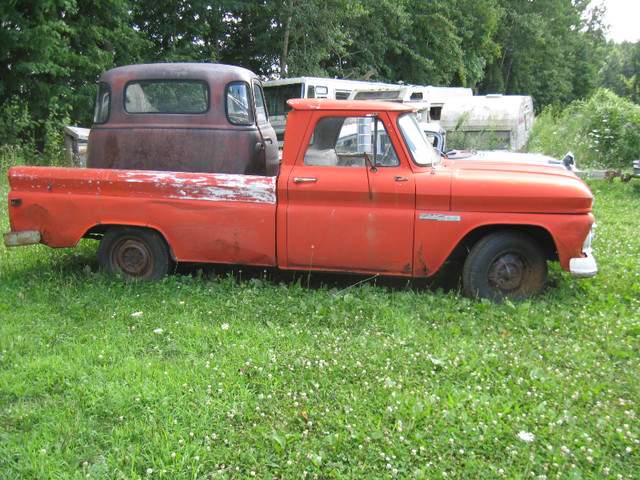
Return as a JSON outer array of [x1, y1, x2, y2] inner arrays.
[[98, 227, 173, 281], [462, 231, 547, 301]]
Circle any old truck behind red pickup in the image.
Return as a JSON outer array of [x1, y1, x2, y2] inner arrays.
[[4, 98, 597, 301]]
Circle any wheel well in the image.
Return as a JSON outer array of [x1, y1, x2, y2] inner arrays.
[[451, 225, 558, 263], [84, 224, 174, 260]]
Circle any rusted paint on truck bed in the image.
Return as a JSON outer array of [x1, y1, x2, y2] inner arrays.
[[7, 166, 277, 266]]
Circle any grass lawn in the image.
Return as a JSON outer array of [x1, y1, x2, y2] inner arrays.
[[0, 174, 638, 479]]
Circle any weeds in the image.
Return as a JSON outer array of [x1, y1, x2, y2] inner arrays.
[[527, 89, 640, 170]]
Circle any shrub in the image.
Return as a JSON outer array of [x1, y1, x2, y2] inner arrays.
[[0, 144, 35, 174], [527, 89, 640, 169], [0, 97, 69, 170]]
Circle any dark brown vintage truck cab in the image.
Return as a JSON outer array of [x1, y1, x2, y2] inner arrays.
[[87, 63, 280, 176]]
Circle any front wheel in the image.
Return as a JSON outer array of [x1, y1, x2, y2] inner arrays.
[[98, 227, 173, 281], [462, 232, 547, 301]]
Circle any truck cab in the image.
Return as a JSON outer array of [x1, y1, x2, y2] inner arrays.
[[88, 63, 280, 176]]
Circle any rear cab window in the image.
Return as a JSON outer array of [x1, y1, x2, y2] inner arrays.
[[124, 81, 209, 114]]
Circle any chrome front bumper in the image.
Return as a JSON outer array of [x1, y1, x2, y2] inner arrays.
[[570, 251, 598, 278], [570, 225, 597, 278]]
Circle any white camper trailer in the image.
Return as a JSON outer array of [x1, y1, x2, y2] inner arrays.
[[263, 77, 396, 145], [440, 94, 535, 152], [351, 85, 472, 123], [349, 85, 473, 151]]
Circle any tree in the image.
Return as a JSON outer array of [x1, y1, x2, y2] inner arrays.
[[0, 0, 145, 148], [599, 41, 640, 105], [272, 0, 501, 89], [479, 0, 606, 107], [0, 0, 611, 154]]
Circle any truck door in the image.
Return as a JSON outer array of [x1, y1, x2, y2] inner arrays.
[[284, 115, 416, 275]]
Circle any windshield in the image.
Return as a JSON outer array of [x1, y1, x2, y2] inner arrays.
[[397, 113, 441, 167]]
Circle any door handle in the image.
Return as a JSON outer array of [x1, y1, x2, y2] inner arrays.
[[395, 176, 409, 182], [294, 177, 317, 183]]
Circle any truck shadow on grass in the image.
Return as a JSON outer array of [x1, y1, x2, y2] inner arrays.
[[3, 243, 461, 296], [6, 242, 581, 302], [175, 260, 464, 297]]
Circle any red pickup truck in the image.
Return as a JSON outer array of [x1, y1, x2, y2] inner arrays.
[[4, 98, 597, 301]]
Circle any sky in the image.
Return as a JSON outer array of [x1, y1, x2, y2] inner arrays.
[[597, 0, 640, 43]]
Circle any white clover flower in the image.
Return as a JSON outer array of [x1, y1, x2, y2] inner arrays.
[[153, 328, 163, 334], [517, 431, 535, 443], [221, 323, 230, 330]]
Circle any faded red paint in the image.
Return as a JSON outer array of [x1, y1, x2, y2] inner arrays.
[[8, 167, 277, 266]]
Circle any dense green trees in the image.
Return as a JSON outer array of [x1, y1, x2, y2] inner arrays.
[[0, 0, 145, 147], [479, 0, 606, 106], [1, 0, 637, 155], [598, 41, 640, 105]]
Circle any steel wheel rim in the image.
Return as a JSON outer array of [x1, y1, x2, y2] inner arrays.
[[112, 238, 153, 277], [488, 253, 525, 292]]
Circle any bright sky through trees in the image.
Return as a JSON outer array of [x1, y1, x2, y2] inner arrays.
[[597, 0, 640, 42]]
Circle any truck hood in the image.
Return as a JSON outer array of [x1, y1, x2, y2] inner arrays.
[[447, 157, 593, 214], [446, 149, 576, 171]]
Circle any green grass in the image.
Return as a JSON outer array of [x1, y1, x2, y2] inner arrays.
[[1, 175, 639, 479]]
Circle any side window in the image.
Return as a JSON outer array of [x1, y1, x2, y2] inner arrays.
[[124, 81, 208, 114], [304, 116, 400, 167], [226, 82, 254, 125], [315, 86, 329, 98], [254, 83, 269, 125], [93, 83, 110, 124]]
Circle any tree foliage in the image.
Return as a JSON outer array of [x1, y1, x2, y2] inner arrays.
[[0, 0, 617, 154], [0, 0, 145, 148], [479, 0, 606, 107], [598, 41, 640, 105]]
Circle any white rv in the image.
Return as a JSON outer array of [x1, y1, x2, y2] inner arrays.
[[353, 85, 472, 122], [350, 85, 473, 151], [440, 94, 535, 152], [263, 77, 397, 145]]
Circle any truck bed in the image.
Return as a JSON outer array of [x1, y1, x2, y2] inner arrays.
[[7, 167, 278, 266]]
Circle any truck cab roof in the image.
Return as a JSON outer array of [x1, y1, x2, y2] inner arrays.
[[99, 63, 258, 84], [287, 98, 415, 113]]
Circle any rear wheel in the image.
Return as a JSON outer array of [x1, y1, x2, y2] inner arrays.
[[98, 227, 173, 280], [462, 232, 547, 301]]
